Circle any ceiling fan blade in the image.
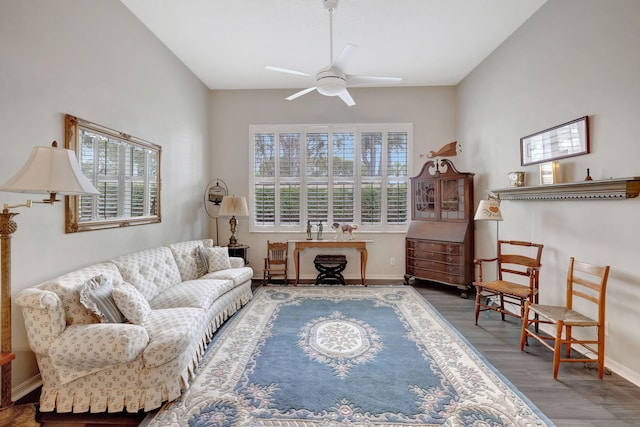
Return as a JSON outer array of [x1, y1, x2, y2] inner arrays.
[[332, 43, 357, 72], [286, 87, 317, 101], [347, 75, 402, 86], [265, 66, 312, 77], [338, 89, 355, 106]]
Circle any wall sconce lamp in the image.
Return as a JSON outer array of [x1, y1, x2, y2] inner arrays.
[[0, 141, 99, 407], [218, 195, 249, 247]]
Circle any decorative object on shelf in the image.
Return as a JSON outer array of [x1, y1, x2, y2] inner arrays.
[[492, 176, 640, 201], [508, 171, 525, 187], [539, 161, 560, 185], [0, 141, 99, 407], [306, 220, 312, 240], [219, 195, 249, 247], [316, 221, 323, 240], [585, 168, 593, 181], [204, 179, 228, 245], [422, 141, 461, 159], [331, 222, 358, 240], [520, 116, 589, 166], [404, 159, 475, 297]]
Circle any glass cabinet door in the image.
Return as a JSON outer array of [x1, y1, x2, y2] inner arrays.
[[414, 180, 436, 219], [440, 178, 466, 219]]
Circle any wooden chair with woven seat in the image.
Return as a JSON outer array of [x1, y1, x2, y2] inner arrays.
[[473, 240, 544, 327], [520, 257, 610, 379], [263, 241, 289, 285]]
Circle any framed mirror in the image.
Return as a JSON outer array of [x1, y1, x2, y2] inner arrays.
[[65, 114, 161, 232], [520, 116, 589, 166]]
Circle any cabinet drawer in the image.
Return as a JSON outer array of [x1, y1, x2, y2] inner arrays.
[[407, 249, 462, 265], [407, 266, 465, 286], [407, 239, 462, 255], [407, 258, 464, 274]]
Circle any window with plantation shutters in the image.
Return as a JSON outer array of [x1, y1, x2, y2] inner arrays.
[[65, 115, 161, 232], [250, 124, 411, 233]]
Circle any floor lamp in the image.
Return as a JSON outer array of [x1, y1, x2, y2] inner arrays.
[[474, 197, 504, 278], [0, 141, 99, 407]]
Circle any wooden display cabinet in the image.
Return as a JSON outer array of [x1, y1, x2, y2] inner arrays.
[[404, 159, 474, 297]]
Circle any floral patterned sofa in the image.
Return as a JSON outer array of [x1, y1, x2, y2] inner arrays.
[[16, 239, 253, 414]]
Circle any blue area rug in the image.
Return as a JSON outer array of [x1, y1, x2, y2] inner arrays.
[[148, 286, 554, 426]]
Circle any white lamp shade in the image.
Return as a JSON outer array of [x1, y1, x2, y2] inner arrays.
[[219, 195, 249, 217], [474, 199, 503, 221], [0, 144, 99, 196]]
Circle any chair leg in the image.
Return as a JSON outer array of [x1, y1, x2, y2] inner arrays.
[[553, 321, 564, 379], [520, 303, 530, 350], [474, 287, 482, 325], [598, 325, 605, 379], [565, 325, 572, 358], [499, 294, 505, 321]]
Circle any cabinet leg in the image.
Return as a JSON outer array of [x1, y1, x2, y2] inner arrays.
[[459, 285, 471, 299]]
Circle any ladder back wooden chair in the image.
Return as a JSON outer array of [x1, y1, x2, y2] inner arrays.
[[263, 241, 288, 285], [473, 240, 544, 327], [520, 257, 610, 379]]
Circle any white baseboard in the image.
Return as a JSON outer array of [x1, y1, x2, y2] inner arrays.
[[13, 374, 42, 402]]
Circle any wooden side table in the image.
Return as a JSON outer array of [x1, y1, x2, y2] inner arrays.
[[227, 244, 250, 265], [0, 352, 15, 407]]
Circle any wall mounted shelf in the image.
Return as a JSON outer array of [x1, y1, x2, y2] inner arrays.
[[492, 177, 640, 201]]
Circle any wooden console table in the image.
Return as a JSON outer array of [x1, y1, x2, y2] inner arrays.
[[289, 240, 372, 286]]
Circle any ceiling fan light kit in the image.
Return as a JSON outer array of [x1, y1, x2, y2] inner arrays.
[[316, 69, 346, 96], [266, 0, 401, 106]]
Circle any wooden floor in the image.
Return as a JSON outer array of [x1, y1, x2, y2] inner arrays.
[[413, 281, 640, 427], [19, 281, 640, 426]]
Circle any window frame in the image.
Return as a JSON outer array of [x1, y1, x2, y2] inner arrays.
[[64, 114, 162, 233], [250, 123, 412, 233]]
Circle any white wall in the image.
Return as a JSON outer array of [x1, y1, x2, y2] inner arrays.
[[458, 0, 640, 384], [0, 1, 210, 393], [209, 87, 458, 281]]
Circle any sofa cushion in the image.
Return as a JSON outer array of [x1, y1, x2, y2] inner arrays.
[[113, 283, 152, 325], [142, 307, 205, 368], [194, 245, 209, 277], [111, 247, 182, 301], [49, 323, 148, 372], [169, 239, 214, 281], [39, 263, 124, 325], [203, 266, 254, 286], [207, 247, 231, 272], [149, 279, 234, 310], [79, 275, 125, 323]]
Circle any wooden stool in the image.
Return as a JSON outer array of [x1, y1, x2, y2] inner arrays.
[[314, 255, 347, 285]]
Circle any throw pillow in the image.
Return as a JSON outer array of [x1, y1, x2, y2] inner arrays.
[[112, 282, 152, 325], [207, 246, 231, 272], [79, 275, 126, 323], [194, 245, 209, 277]]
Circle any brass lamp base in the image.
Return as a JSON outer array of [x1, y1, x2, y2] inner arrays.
[[227, 215, 240, 247]]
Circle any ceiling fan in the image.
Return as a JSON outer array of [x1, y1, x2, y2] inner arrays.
[[265, 0, 402, 106]]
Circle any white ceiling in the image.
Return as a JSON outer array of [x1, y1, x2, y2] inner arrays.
[[121, 0, 546, 90]]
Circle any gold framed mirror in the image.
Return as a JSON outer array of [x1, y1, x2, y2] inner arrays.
[[64, 114, 161, 232]]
